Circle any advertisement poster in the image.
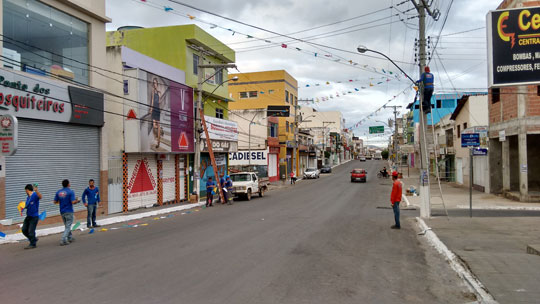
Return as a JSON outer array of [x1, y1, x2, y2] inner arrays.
[[488, 7, 540, 86], [139, 71, 194, 153]]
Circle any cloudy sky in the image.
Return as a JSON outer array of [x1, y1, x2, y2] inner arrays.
[[106, 0, 497, 145]]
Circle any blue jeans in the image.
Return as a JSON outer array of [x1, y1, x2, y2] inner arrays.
[[392, 202, 400, 228], [22, 216, 39, 246], [87, 204, 97, 227], [61, 212, 74, 242]]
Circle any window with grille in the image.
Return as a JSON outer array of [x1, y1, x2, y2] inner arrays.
[[216, 108, 224, 119]]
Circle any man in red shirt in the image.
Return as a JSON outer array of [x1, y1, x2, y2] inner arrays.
[[390, 171, 402, 229]]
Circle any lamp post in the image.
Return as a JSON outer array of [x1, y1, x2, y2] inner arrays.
[[357, 44, 429, 217], [195, 64, 237, 200]]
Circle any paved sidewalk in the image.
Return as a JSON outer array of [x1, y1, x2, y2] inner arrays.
[[401, 166, 540, 303]]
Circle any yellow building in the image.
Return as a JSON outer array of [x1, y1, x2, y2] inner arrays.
[[228, 70, 298, 177]]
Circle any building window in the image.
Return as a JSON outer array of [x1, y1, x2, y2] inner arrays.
[[295, 96, 298, 107], [463, 122, 467, 131], [239, 91, 257, 99], [269, 123, 278, 137], [537, 86, 540, 96], [216, 108, 224, 119], [286, 121, 289, 132], [414, 104, 419, 109], [193, 54, 199, 75], [457, 125, 461, 138], [436, 99, 442, 108], [285, 90, 289, 103], [491, 88, 500, 103], [215, 68, 223, 84], [3, 0, 89, 84], [268, 89, 275, 94]]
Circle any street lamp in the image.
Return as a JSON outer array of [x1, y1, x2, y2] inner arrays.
[[356, 45, 416, 85]]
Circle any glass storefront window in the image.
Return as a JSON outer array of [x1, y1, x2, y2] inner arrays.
[[3, 0, 89, 84]]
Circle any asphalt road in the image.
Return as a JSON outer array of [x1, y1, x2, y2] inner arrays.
[[0, 160, 474, 304]]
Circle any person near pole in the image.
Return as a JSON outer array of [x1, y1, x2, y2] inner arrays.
[[390, 171, 402, 229], [290, 171, 296, 185], [54, 179, 79, 246], [21, 184, 42, 249], [206, 177, 216, 207], [225, 175, 234, 205], [417, 66, 434, 113], [219, 174, 226, 204], [82, 179, 101, 228]]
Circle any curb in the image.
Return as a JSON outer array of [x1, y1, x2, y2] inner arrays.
[[456, 205, 540, 211], [0, 202, 205, 245], [415, 217, 497, 304]]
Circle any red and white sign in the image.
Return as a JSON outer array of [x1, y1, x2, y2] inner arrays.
[[0, 114, 17, 156], [127, 156, 157, 210]]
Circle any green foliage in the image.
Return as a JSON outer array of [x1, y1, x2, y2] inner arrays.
[[381, 149, 389, 159]]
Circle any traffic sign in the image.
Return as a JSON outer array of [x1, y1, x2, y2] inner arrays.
[[461, 133, 480, 147], [369, 126, 384, 134], [472, 148, 488, 156]]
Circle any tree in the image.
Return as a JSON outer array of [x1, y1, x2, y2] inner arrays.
[[381, 149, 389, 160]]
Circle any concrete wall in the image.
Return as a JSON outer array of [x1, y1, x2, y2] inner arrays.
[[489, 139, 503, 194]]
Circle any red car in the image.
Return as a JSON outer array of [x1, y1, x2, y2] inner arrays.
[[350, 169, 367, 183]]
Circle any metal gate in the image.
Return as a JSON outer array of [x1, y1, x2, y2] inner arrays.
[[456, 158, 463, 184], [5, 119, 100, 222], [163, 157, 175, 203], [108, 157, 123, 214]]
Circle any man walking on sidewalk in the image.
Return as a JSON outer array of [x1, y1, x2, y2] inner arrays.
[[290, 171, 296, 185], [54, 179, 79, 246], [82, 179, 101, 228], [22, 184, 42, 249], [390, 171, 402, 229]]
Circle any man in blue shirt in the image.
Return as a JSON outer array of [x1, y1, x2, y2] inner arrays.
[[22, 184, 42, 249], [417, 66, 434, 113], [54, 179, 79, 246], [225, 175, 234, 205], [206, 177, 216, 208], [82, 179, 101, 228]]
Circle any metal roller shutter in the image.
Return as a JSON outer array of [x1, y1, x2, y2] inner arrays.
[[5, 118, 100, 222], [179, 157, 186, 200], [162, 158, 175, 203]]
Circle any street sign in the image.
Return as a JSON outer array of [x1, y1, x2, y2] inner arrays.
[[0, 114, 17, 156], [369, 126, 384, 134], [461, 133, 480, 147], [472, 148, 488, 156]]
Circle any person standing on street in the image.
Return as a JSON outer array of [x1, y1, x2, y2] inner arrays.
[[21, 184, 42, 249], [225, 175, 234, 205], [390, 171, 402, 229], [54, 179, 79, 246], [82, 179, 101, 228], [290, 171, 296, 185], [206, 177, 216, 207]]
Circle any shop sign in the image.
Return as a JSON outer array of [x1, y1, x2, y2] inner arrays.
[[488, 7, 540, 87], [201, 115, 238, 141], [229, 149, 268, 166], [499, 130, 506, 142], [201, 139, 238, 152], [0, 69, 104, 125], [0, 114, 17, 156], [461, 133, 480, 147]]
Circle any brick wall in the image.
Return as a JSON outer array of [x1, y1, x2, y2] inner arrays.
[[489, 88, 501, 124], [527, 85, 540, 116]]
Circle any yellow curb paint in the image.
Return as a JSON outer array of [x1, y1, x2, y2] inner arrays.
[[154, 217, 160, 220], [101, 228, 108, 231], [141, 223, 149, 226]]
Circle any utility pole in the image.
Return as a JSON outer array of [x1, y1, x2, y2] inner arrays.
[[195, 62, 236, 201], [321, 121, 334, 166], [411, 0, 439, 218]]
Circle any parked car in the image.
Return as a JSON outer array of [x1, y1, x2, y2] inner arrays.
[[365, 155, 372, 160], [230, 172, 268, 200], [359, 156, 366, 161], [350, 168, 367, 182], [303, 168, 320, 179], [320, 166, 332, 173]]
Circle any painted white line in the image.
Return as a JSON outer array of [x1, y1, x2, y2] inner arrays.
[[416, 217, 497, 304], [456, 205, 540, 211], [0, 202, 205, 245]]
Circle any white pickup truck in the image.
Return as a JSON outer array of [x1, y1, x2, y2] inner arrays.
[[230, 172, 269, 201]]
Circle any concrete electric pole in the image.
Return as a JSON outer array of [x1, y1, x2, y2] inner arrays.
[[410, 0, 440, 218]]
